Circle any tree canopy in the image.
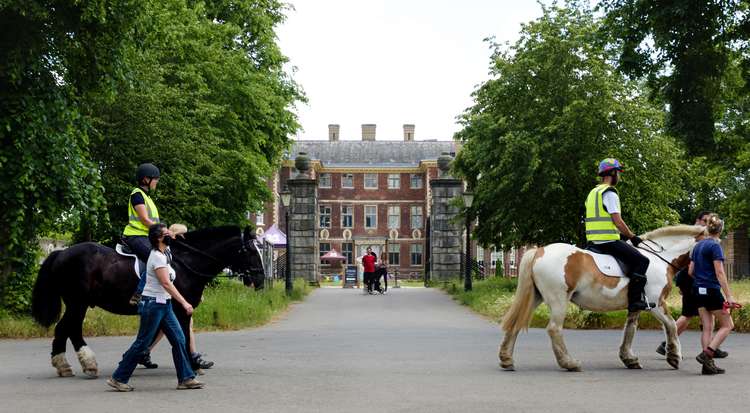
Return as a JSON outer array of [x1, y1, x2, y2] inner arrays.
[[0, 0, 302, 312], [599, 0, 750, 228], [454, 5, 686, 249]]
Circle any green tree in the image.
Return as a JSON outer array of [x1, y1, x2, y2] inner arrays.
[[600, 0, 750, 228], [453, 4, 685, 250], [88, 0, 302, 241], [0, 1, 139, 310]]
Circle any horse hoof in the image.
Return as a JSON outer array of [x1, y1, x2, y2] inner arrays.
[[500, 362, 515, 371], [566, 365, 582, 372], [667, 355, 680, 370], [76, 346, 98, 378], [625, 361, 642, 369], [51, 353, 75, 378], [83, 368, 99, 378], [57, 369, 75, 377]]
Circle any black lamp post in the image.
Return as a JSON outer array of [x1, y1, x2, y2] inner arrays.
[[280, 188, 292, 296], [463, 191, 474, 292]]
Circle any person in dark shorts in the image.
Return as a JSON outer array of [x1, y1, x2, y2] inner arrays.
[[692, 213, 736, 375], [373, 252, 387, 294], [655, 212, 727, 358]]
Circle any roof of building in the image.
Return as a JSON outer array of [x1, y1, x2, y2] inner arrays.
[[289, 140, 458, 167]]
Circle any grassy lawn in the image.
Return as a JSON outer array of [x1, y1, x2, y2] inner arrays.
[[442, 277, 750, 332], [0, 278, 311, 339]]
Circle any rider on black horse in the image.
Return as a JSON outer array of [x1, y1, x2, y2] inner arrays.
[[584, 158, 651, 312], [122, 163, 213, 370]]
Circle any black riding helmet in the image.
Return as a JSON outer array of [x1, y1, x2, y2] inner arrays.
[[136, 163, 160, 184]]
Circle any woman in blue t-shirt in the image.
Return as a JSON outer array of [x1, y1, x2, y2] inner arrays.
[[691, 213, 736, 375]]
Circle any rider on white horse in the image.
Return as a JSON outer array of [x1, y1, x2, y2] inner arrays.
[[584, 158, 651, 312]]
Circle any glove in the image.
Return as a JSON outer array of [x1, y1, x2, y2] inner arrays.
[[630, 236, 643, 247]]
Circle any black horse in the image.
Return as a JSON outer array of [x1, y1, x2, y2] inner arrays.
[[31, 226, 265, 378]]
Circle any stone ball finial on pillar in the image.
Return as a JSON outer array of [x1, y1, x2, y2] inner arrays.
[[294, 152, 311, 177], [437, 152, 453, 178]]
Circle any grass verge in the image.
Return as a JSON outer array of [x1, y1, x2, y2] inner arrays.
[[441, 277, 750, 332], [0, 278, 311, 339]]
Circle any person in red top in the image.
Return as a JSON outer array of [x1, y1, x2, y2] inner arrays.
[[362, 247, 377, 294]]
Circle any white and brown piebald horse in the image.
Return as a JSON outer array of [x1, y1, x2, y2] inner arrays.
[[499, 224, 705, 372]]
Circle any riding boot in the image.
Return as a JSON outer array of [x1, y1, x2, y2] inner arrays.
[[138, 352, 158, 369], [191, 352, 214, 369], [627, 273, 649, 312]]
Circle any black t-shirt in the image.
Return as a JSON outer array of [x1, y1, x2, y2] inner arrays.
[[130, 192, 145, 209]]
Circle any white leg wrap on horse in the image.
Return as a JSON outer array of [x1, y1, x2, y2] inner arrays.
[[51, 353, 74, 377], [76, 346, 99, 378]]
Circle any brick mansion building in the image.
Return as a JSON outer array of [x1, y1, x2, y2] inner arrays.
[[252, 124, 524, 280]]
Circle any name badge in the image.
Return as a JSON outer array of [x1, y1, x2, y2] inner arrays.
[[156, 295, 167, 304], [698, 287, 707, 295]]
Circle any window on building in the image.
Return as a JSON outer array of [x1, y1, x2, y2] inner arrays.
[[476, 245, 485, 267], [410, 174, 423, 189], [341, 173, 354, 188], [410, 244, 423, 266], [341, 205, 353, 228], [319, 205, 331, 228], [491, 248, 501, 268], [388, 243, 400, 265], [364, 173, 378, 189], [410, 206, 423, 229], [388, 206, 400, 229], [255, 210, 264, 226], [388, 174, 400, 189], [509, 247, 516, 269], [342, 242, 353, 265], [319, 173, 331, 188], [365, 205, 377, 229], [320, 242, 331, 265]]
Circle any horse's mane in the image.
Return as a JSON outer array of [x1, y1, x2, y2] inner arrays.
[[181, 225, 241, 244], [641, 224, 705, 240]]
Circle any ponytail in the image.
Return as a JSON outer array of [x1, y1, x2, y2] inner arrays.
[[705, 213, 724, 235]]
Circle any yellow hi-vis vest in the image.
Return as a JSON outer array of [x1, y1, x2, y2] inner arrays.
[[585, 184, 620, 242], [123, 188, 160, 236]]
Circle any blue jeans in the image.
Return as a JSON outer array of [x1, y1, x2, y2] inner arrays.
[[136, 269, 147, 295], [124, 236, 151, 295], [112, 297, 195, 384]]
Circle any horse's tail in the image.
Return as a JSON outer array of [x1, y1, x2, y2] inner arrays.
[[501, 248, 540, 334], [32, 250, 63, 327]]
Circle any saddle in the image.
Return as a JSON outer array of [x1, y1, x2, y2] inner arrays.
[[116, 241, 146, 279], [584, 244, 629, 277]]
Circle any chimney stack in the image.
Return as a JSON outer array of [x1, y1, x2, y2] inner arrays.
[[361, 124, 376, 141], [403, 124, 415, 141], [328, 124, 340, 141]]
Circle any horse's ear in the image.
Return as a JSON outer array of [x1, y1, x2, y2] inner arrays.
[[244, 226, 255, 240]]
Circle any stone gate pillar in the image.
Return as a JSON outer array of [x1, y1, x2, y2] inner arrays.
[[429, 152, 463, 281], [287, 153, 319, 285]]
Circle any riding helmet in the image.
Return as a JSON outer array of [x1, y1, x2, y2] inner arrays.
[[597, 158, 623, 176], [136, 163, 160, 183]]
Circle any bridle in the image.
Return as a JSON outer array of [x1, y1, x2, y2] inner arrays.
[[171, 231, 264, 279], [636, 239, 685, 272]]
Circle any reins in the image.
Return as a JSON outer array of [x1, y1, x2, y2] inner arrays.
[[170, 232, 260, 279], [637, 239, 683, 271]]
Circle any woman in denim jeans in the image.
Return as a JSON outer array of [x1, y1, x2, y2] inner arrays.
[[107, 224, 203, 391]]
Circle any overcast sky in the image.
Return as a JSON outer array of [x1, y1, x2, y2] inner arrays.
[[277, 0, 546, 141]]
